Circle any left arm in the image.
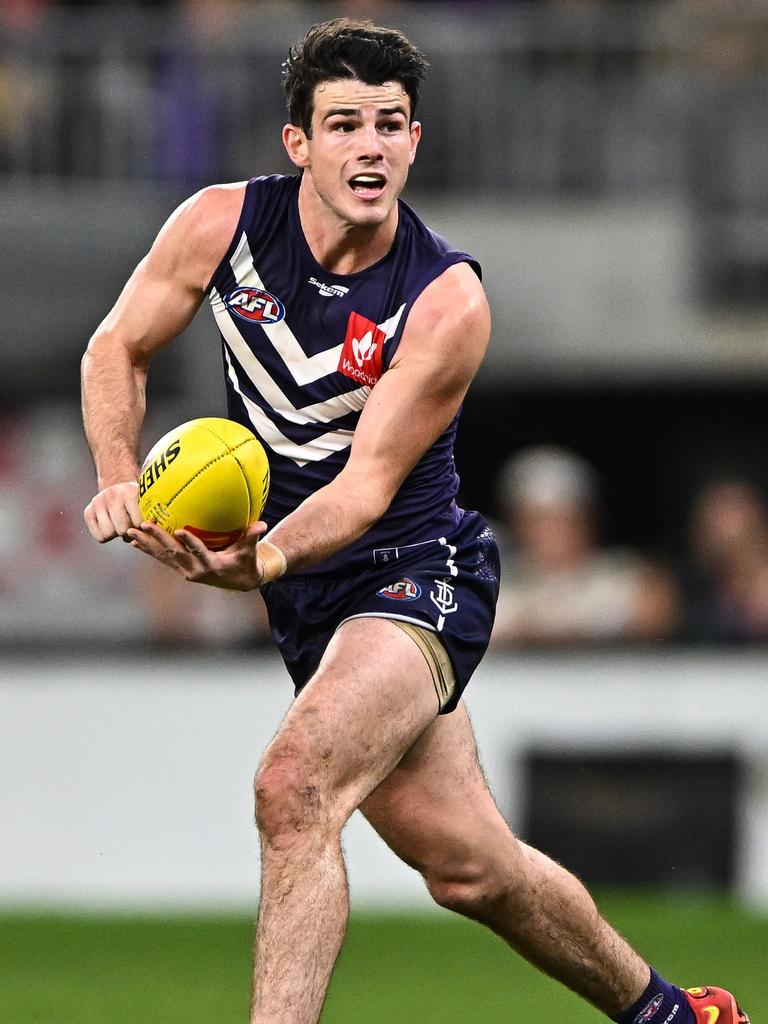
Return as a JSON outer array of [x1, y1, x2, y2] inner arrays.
[[130, 262, 490, 587], [266, 261, 490, 572]]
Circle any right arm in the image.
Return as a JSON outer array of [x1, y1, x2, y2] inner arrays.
[[82, 183, 245, 542]]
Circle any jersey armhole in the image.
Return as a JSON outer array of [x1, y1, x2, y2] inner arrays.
[[203, 178, 260, 296], [383, 254, 482, 369]]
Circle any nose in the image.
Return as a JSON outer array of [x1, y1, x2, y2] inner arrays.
[[355, 122, 384, 162]]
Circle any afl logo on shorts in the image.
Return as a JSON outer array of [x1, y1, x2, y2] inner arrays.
[[225, 287, 286, 324], [377, 578, 422, 601]]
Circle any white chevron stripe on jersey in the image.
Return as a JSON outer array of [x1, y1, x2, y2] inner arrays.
[[229, 233, 406, 386], [224, 348, 354, 467], [231, 234, 340, 385], [375, 305, 407, 341], [211, 285, 370, 421]]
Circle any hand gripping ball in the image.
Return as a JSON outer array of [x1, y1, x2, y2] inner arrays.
[[138, 418, 270, 550]]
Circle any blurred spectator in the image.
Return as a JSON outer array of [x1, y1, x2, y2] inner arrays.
[[154, 0, 226, 187], [0, 1, 50, 31], [491, 446, 678, 648], [0, 1, 54, 176], [681, 478, 768, 643], [0, 400, 146, 647], [142, 554, 271, 651], [154, 0, 285, 188]]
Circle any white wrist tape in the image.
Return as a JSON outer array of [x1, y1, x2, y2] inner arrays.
[[257, 541, 288, 584]]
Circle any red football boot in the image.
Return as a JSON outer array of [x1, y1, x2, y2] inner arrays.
[[685, 986, 750, 1024]]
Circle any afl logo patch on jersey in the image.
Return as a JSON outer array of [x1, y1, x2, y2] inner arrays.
[[225, 286, 286, 324], [377, 578, 422, 601]]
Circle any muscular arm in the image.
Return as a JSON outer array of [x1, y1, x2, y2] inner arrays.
[[82, 184, 245, 541], [133, 261, 490, 588], [268, 262, 491, 571]]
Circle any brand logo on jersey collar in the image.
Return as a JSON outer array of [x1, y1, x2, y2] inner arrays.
[[338, 312, 385, 388], [377, 578, 422, 601], [308, 277, 349, 299], [225, 286, 285, 324]]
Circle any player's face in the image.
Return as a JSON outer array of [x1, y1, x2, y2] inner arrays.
[[284, 78, 421, 229]]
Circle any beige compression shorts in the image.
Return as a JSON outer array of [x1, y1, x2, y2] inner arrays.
[[387, 619, 457, 712]]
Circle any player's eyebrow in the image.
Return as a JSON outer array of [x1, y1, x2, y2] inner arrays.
[[322, 107, 358, 121], [322, 105, 408, 121]]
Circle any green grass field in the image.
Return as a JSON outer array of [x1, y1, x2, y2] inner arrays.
[[1, 894, 764, 1023]]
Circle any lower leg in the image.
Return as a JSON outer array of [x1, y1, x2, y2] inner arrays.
[[449, 841, 649, 1015], [249, 618, 440, 1024], [362, 707, 650, 1019], [250, 825, 348, 1024]]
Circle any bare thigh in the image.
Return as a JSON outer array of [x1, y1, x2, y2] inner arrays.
[[256, 616, 441, 828], [360, 702, 521, 882]]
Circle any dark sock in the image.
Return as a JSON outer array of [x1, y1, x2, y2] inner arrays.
[[612, 969, 694, 1024]]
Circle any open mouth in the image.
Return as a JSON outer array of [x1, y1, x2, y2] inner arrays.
[[348, 173, 386, 198]]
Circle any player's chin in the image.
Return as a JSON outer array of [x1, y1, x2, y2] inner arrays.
[[345, 199, 391, 227]]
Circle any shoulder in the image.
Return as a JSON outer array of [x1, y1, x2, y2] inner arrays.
[[182, 180, 249, 229], [400, 262, 490, 349], [173, 182, 249, 289], [391, 262, 490, 384], [141, 181, 248, 292]]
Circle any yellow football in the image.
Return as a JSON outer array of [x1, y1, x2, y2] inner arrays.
[[138, 417, 270, 550]]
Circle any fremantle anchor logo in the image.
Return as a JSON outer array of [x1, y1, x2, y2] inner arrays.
[[430, 579, 459, 631]]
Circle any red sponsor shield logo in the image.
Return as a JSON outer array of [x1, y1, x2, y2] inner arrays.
[[337, 312, 385, 388]]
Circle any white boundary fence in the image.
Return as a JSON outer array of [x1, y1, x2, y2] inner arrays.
[[2, 651, 767, 911]]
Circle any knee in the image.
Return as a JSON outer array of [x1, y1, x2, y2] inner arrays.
[[253, 750, 326, 846], [424, 860, 508, 920]]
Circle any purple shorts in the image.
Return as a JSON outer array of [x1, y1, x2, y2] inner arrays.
[[260, 510, 500, 713]]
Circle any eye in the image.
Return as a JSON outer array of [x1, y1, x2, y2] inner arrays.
[[379, 121, 403, 134], [331, 122, 355, 133]]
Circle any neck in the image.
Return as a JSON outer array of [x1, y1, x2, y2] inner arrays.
[[297, 179, 399, 276]]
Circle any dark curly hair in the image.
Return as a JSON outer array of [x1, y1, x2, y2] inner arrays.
[[282, 18, 429, 137]]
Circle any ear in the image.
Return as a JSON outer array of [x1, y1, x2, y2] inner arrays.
[[283, 123, 310, 169], [408, 121, 422, 166]]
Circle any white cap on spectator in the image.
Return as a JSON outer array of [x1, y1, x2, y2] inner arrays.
[[498, 446, 597, 510]]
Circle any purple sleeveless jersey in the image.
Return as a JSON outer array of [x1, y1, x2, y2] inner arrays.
[[207, 174, 480, 577]]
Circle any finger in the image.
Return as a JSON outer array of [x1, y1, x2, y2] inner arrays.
[[92, 502, 120, 543], [175, 529, 213, 563], [140, 521, 179, 547], [130, 534, 191, 576], [109, 503, 134, 537], [140, 523, 202, 567], [241, 521, 269, 546], [85, 482, 142, 543], [127, 527, 167, 558], [123, 483, 143, 528], [131, 523, 179, 557], [84, 503, 104, 542]]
